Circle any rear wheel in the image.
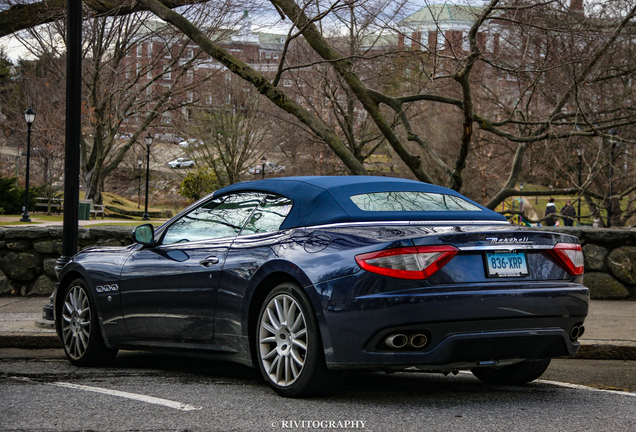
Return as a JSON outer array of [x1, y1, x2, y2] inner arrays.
[[471, 359, 551, 385], [59, 278, 118, 366], [256, 282, 343, 397]]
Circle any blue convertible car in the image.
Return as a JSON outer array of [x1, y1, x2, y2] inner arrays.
[[54, 176, 588, 397]]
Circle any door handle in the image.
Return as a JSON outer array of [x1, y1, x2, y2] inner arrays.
[[199, 256, 219, 267]]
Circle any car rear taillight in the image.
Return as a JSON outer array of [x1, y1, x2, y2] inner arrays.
[[548, 243, 584, 276], [355, 245, 458, 280]]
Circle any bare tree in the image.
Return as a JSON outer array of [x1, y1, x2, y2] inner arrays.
[[187, 83, 271, 186], [134, 0, 636, 205], [3, 0, 636, 217], [0, 55, 66, 210], [8, 11, 232, 203], [278, 1, 403, 168]]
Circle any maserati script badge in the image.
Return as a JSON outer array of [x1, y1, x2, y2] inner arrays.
[[485, 237, 532, 245]]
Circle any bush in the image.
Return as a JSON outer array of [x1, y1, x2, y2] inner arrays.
[[0, 175, 24, 214], [0, 174, 42, 214], [179, 167, 217, 202]]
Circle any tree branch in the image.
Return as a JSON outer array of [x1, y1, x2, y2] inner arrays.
[[0, 0, 208, 38]]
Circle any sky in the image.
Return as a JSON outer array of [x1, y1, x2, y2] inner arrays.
[[1, 36, 27, 62]]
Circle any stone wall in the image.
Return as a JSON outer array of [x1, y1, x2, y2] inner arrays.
[[1, 225, 635, 299], [0, 226, 134, 296], [538, 227, 636, 299]]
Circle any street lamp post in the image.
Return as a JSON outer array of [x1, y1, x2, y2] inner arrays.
[[137, 159, 143, 209], [261, 155, 267, 180], [47, 0, 82, 324], [608, 130, 618, 228], [142, 133, 153, 221], [20, 108, 36, 222], [14, 147, 20, 186], [576, 147, 583, 224], [54, 0, 82, 276]]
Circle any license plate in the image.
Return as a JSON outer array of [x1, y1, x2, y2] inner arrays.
[[485, 251, 528, 277]]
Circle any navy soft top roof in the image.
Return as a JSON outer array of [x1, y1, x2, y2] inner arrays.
[[213, 176, 506, 229]]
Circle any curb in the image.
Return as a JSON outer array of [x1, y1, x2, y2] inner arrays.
[[0, 334, 61, 349], [575, 340, 636, 361], [34, 318, 55, 329]]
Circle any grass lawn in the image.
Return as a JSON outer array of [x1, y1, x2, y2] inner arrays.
[[0, 217, 166, 226], [83, 221, 166, 227], [20, 214, 64, 221], [498, 184, 635, 226], [101, 192, 176, 215], [0, 191, 178, 224], [0, 221, 43, 226]]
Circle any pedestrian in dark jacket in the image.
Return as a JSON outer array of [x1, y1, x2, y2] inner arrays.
[[544, 198, 557, 226], [561, 200, 576, 226]]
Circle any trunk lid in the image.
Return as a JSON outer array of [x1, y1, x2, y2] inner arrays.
[[328, 224, 579, 284], [409, 225, 577, 284]]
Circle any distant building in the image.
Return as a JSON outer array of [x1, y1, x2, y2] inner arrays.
[[119, 12, 287, 134], [397, 4, 499, 54]]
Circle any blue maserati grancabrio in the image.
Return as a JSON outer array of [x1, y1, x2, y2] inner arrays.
[[54, 176, 588, 397]]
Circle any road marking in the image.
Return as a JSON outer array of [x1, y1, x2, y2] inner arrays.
[[8, 376, 201, 411], [535, 379, 636, 397], [458, 371, 636, 397]]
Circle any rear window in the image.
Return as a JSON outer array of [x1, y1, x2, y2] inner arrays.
[[350, 192, 482, 212]]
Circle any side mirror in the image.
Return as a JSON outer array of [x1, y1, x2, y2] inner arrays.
[[132, 224, 155, 246]]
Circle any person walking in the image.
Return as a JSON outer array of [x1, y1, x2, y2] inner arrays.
[[561, 200, 576, 226], [544, 198, 557, 226]]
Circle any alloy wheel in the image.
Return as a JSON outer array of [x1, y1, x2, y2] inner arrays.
[[259, 293, 307, 387], [62, 285, 92, 360]]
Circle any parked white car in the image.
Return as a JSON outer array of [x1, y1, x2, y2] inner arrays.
[[178, 139, 204, 148], [168, 157, 195, 168], [249, 161, 286, 175]]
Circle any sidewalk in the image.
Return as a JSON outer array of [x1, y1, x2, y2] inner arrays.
[[0, 216, 167, 227], [0, 297, 634, 359], [0, 297, 59, 349]]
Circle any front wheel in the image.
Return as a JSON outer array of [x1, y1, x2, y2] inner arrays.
[[471, 359, 551, 385], [256, 283, 343, 397], [58, 278, 118, 366]]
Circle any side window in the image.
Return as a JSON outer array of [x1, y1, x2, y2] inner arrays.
[[240, 195, 292, 235], [162, 192, 265, 245]]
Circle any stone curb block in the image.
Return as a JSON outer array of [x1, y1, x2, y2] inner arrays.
[[34, 318, 55, 329], [573, 341, 636, 361], [0, 334, 61, 349]]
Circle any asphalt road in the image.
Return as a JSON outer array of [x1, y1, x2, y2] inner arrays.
[[1, 350, 635, 431]]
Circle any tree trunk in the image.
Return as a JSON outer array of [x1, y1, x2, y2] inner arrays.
[[584, 195, 605, 228]]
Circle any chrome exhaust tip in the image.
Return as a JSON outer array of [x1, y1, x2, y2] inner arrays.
[[577, 325, 585, 338], [409, 334, 428, 349], [570, 325, 580, 340], [385, 334, 408, 349]]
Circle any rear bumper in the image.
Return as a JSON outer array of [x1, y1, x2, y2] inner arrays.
[[313, 277, 589, 369], [327, 326, 578, 369]]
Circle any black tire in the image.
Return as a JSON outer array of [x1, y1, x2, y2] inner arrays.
[[471, 359, 551, 385], [255, 282, 344, 398], [57, 278, 118, 367]]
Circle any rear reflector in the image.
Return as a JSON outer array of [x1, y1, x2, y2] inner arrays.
[[355, 245, 458, 280], [548, 243, 584, 275]]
